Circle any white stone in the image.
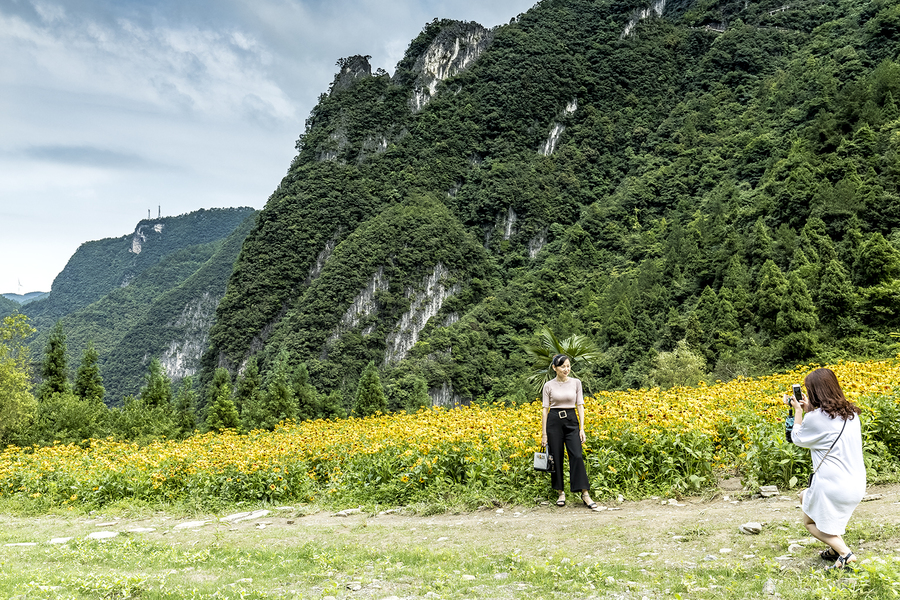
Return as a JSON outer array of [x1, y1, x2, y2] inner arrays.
[[5, 542, 37, 547], [461, 574, 476, 581], [231, 510, 271, 523], [173, 521, 208, 530], [87, 531, 118, 540], [739, 522, 763, 535], [127, 528, 156, 533], [49, 537, 73, 544]]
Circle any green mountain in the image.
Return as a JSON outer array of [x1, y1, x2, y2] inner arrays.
[[0, 295, 21, 316], [1, 292, 50, 306], [23, 208, 256, 333], [26, 208, 257, 403], [195, 0, 900, 405]]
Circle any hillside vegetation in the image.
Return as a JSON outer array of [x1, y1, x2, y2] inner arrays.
[[202, 0, 900, 406]]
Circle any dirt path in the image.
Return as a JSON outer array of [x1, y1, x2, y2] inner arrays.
[[9, 484, 900, 569], [3, 484, 899, 599]]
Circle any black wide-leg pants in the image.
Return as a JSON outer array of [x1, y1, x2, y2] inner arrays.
[[546, 408, 590, 492]]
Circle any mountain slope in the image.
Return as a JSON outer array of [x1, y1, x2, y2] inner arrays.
[[23, 208, 256, 333], [204, 0, 900, 402]]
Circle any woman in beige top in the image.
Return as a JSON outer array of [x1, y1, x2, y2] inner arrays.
[[541, 354, 598, 510]]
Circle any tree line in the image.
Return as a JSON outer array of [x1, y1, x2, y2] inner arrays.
[[0, 317, 425, 447]]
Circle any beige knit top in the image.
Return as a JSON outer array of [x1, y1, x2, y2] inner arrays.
[[541, 377, 584, 409]]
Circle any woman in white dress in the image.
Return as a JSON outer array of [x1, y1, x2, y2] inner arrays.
[[787, 368, 865, 570]]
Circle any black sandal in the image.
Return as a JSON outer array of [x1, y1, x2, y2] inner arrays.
[[820, 547, 840, 562], [581, 492, 599, 510], [556, 495, 566, 507], [825, 551, 854, 571]]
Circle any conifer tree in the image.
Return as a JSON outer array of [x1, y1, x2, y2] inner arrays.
[[818, 259, 855, 322], [722, 256, 753, 325], [714, 296, 742, 355], [293, 362, 320, 421], [74, 341, 105, 403], [777, 272, 819, 359], [262, 349, 296, 427], [206, 367, 238, 432], [854, 232, 900, 286], [800, 217, 837, 264], [39, 321, 70, 400], [173, 376, 198, 437], [748, 217, 774, 269], [321, 389, 347, 420], [140, 358, 172, 410], [755, 259, 789, 336], [237, 356, 266, 431], [354, 361, 386, 417]]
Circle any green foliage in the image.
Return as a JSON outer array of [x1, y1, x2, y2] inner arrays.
[[108, 395, 179, 444], [260, 349, 297, 428], [648, 340, 708, 389], [321, 389, 347, 420], [237, 356, 266, 431], [140, 358, 172, 410], [205, 368, 238, 432], [29, 392, 109, 446], [0, 314, 37, 444], [777, 271, 819, 360], [173, 377, 198, 437], [293, 362, 320, 421], [38, 321, 70, 399], [354, 361, 387, 417], [524, 326, 602, 393], [74, 341, 104, 403]]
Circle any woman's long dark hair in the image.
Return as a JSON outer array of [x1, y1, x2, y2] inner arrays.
[[805, 368, 861, 421]]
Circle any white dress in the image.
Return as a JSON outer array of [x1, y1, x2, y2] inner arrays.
[[791, 408, 866, 535]]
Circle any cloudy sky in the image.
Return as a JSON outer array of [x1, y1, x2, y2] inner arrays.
[[0, 0, 536, 294]]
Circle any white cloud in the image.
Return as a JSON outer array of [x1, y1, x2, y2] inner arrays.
[[0, 0, 539, 293]]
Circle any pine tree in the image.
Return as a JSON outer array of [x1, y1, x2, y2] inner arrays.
[[722, 256, 753, 325], [262, 349, 296, 427], [748, 217, 774, 269], [818, 259, 855, 322], [354, 361, 386, 417], [854, 232, 900, 286], [173, 376, 198, 437], [321, 390, 347, 420], [237, 356, 266, 431], [755, 259, 789, 336], [74, 341, 105, 403], [140, 358, 172, 410], [39, 321, 70, 400], [206, 367, 239, 432], [777, 272, 819, 360], [714, 296, 741, 355], [293, 362, 320, 421]]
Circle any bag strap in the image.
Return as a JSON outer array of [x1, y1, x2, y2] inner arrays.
[[812, 419, 847, 476]]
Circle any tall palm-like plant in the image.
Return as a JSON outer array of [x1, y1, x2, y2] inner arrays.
[[524, 327, 603, 393]]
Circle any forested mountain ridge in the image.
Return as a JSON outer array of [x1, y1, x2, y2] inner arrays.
[[203, 0, 900, 407], [18, 208, 257, 403]]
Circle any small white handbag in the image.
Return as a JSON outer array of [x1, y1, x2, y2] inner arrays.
[[533, 447, 555, 472]]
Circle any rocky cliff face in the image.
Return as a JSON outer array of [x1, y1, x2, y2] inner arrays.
[[406, 22, 494, 111], [330, 55, 373, 95]]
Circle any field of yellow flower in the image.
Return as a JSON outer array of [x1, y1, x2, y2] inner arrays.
[[2, 360, 899, 509]]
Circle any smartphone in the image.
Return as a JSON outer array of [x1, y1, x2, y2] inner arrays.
[[792, 384, 802, 404]]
